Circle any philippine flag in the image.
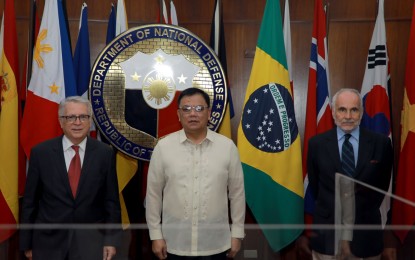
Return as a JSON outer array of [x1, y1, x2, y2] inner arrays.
[[20, 0, 76, 159]]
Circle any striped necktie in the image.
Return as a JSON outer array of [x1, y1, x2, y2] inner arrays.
[[341, 134, 355, 177]]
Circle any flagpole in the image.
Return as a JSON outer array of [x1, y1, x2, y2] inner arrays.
[[61, 0, 72, 50], [325, 0, 330, 43], [219, 0, 223, 23], [375, 0, 379, 18], [27, 0, 36, 90]]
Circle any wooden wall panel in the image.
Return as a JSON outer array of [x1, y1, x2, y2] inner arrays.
[[329, 0, 378, 20], [291, 22, 312, 135], [225, 0, 266, 21], [289, 0, 314, 21], [385, 0, 414, 18], [225, 23, 261, 138], [3, 0, 414, 176], [5, 0, 415, 141], [328, 22, 372, 92], [386, 19, 411, 164], [176, 0, 214, 23]]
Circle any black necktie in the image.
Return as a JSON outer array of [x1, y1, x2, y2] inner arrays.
[[341, 134, 355, 177]]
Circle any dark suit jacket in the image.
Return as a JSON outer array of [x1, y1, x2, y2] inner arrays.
[[307, 127, 393, 258], [20, 136, 121, 260]]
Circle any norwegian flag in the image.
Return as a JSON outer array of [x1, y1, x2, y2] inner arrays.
[[360, 0, 392, 227], [302, 0, 334, 215]]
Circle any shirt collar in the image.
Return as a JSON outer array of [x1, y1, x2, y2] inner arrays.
[[179, 128, 214, 144], [62, 135, 87, 152], [336, 126, 360, 141]]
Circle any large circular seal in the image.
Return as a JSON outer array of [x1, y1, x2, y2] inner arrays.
[[89, 24, 227, 161]]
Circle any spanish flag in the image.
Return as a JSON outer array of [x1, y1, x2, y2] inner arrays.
[[0, 0, 20, 242], [237, 0, 303, 251]]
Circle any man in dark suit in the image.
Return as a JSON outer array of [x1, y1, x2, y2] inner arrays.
[[307, 88, 393, 259], [20, 96, 121, 260]]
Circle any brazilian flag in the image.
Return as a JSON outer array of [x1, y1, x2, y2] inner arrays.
[[237, 0, 304, 252]]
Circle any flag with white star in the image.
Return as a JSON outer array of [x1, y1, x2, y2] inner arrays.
[[21, 0, 77, 159], [392, 0, 415, 243], [241, 84, 298, 153]]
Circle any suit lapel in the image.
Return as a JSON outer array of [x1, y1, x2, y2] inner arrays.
[[355, 128, 373, 177], [76, 137, 96, 198], [325, 129, 342, 170], [52, 136, 75, 198]]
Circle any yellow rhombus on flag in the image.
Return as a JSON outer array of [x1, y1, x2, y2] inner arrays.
[[237, 0, 304, 252]]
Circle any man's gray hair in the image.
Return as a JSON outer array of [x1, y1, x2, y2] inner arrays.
[[58, 96, 93, 117], [331, 88, 363, 118]]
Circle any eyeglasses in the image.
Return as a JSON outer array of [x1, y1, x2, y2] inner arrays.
[[60, 115, 91, 123], [179, 105, 209, 113]]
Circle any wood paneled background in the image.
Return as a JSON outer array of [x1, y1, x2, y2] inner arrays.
[[1, 0, 414, 258], [5, 0, 413, 162]]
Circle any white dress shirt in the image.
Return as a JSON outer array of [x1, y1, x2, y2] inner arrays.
[[146, 129, 245, 256], [62, 136, 87, 171]]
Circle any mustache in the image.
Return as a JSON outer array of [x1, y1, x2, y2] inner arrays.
[[335, 118, 361, 125]]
